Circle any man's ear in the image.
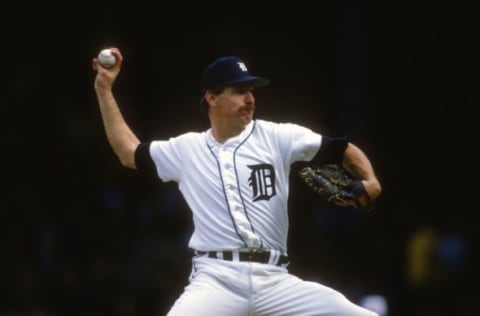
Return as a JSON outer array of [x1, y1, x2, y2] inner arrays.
[[205, 90, 216, 107]]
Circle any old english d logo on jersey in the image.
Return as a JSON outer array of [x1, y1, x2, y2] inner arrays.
[[248, 164, 276, 201]]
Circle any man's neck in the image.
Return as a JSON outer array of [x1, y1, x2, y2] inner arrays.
[[210, 118, 250, 143]]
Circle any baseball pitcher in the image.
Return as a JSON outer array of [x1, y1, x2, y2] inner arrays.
[[92, 48, 382, 316]]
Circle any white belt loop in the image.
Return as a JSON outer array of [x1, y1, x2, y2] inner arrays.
[[268, 249, 279, 265], [216, 251, 223, 260], [232, 250, 240, 261]]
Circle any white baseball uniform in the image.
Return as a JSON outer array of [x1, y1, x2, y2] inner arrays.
[[137, 119, 377, 316]]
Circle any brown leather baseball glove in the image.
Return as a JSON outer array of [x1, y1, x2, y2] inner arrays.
[[298, 164, 372, 211]]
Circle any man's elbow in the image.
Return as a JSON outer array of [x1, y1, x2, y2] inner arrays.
[[119, 157, 137, 169], [368, 179, 382, 201], [116, 148, 137, 170]]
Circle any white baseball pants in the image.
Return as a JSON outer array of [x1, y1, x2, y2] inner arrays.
[[166, 256, 378, 316]]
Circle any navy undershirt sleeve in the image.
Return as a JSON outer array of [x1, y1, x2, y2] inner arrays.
[[134, 142, 157, 178], [311, 135, 348, 165]]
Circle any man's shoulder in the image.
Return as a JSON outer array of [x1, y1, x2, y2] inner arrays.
[[255, 119, 282, 128], [255, 119, 303, 130], [160, 130, 205, 144], [181, 130, 205, 138]]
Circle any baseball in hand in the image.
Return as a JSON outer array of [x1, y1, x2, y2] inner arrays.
[[97, 48, 116, 68]]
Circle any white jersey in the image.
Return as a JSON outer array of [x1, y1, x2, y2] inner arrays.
[[148, 119, 322, 254]]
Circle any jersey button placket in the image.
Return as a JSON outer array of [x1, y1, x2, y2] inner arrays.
[[219, 146, 256, 245]]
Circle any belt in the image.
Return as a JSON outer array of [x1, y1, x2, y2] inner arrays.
[[195, 249, 289, 266]]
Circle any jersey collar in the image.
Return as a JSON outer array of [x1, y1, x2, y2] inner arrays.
[[206, 120, 255, 148]]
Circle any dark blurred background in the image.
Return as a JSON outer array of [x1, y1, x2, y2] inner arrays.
[[2, 1, 475, 315]]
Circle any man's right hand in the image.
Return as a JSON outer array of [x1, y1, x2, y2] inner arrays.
[[92, 47, 122, 91]]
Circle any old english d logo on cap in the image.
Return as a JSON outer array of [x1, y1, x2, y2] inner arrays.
[[237, 61, 248, 72], [201, 56, 270, 91]]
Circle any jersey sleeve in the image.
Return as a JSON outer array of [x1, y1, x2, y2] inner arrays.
[[273, 122, 322, 164], [147, 137, 184, 182], [146, 131, 206, 182], [272, 122, 350, 165], [133, 140, 182, 182]]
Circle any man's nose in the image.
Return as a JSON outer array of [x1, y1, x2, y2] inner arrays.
[[245, 91, 255, 104]]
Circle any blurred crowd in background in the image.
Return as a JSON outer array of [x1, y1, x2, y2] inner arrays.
[[2, 1, 474, 315]]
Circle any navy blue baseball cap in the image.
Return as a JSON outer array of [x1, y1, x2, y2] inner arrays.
[[201, 56, 270, 92]]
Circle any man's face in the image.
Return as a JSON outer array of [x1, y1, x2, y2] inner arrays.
[[212, 85, 256, 126]]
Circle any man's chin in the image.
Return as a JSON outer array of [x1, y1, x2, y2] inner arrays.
[[241, 116, 253, 125], [241, 111, 253, 122]]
